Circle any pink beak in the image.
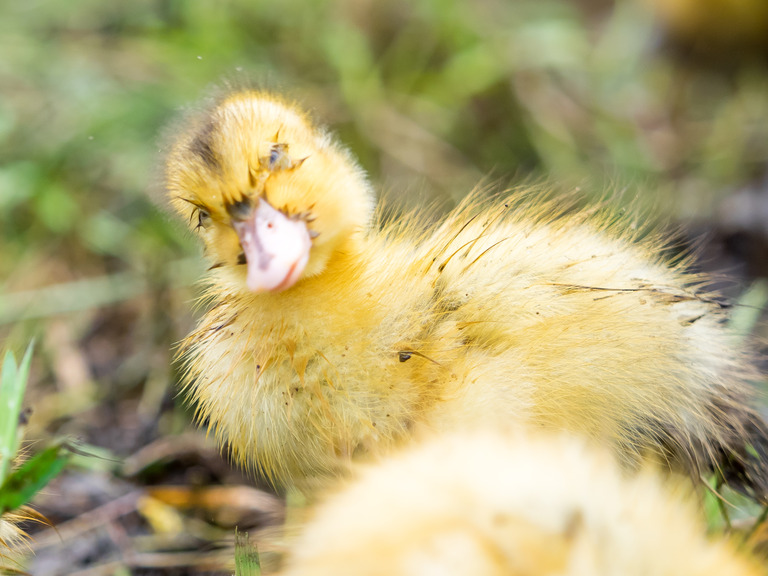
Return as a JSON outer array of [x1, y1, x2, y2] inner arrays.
[[231, 199, 312, 292]]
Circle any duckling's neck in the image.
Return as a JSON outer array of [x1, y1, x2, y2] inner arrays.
[[305, 235, 369, 288], [223, 234, 376, 321], [207, 230, 431, 352]]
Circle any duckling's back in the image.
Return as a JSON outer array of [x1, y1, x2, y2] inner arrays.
[[389, 193, 762, 479]]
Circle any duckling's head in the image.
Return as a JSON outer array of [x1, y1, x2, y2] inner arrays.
[[164, 91, 375, 292]]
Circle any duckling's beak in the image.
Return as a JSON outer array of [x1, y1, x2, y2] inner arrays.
[[230, 198, 311, 292]]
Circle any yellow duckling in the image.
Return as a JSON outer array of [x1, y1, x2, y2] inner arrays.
[[163, 90, 765, 488], [640, 0, 768, 59], [279, 431, 763, 576], [0, 512, 28, 573]]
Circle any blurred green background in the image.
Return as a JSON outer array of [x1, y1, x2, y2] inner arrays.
[[1, 0, 767, 573], [3, 0, 768, 309]]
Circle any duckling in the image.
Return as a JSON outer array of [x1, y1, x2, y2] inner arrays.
[[279, 431, 763, 576], [0, 512, 28, 573], [163, 90, 766, 488], [640, 0, 768, 61]]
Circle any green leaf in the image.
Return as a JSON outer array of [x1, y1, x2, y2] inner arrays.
[[0, 442, 68, 514]]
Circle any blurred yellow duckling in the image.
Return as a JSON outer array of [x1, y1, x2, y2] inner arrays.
[[641, 0, 768, 59], [163, 90, 766, 489], [280, 431, 762, 576]]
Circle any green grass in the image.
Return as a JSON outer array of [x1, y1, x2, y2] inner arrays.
[[234, 530, 261, 576], [0, 343, 67, 575], [0, 344, 34, 486], [0, 342, 71, 519]]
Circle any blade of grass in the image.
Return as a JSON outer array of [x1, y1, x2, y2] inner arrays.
[[234, 529, 261, 576], [730, 279, 768, 346], [0, 352, 19, 485], [0, 342, 34, 484]]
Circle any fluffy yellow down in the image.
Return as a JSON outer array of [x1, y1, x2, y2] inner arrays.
[[164, 90, 763, 487], [0, 511, 28, 573], [280, 431, 762, 576]]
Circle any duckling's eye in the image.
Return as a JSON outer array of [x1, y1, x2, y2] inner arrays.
[[195, 208, 211, 231], [268, 143, 292, 170], [269, 145, 282, 168]]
